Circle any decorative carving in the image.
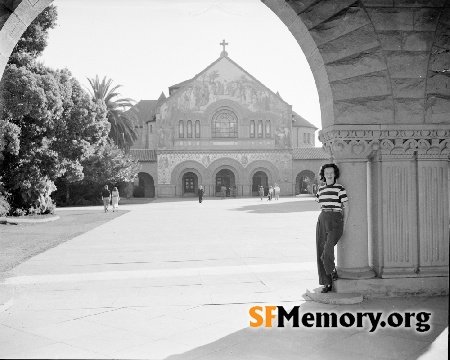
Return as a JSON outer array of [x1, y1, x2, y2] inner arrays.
[[319, 128, 450, 160], [157, 151, 291, 185]]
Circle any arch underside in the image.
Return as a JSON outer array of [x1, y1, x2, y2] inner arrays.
[[263, 0, 450, 128], [1, 1, 449, 128]]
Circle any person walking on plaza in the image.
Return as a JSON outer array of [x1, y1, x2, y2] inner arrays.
[[267, 186, 273, 201], [232, 185, 237, 198], [101, 185, 111, 213], [315, 163, 349, 293], [111, 187, 120, 212], [198, 185, 204, 203], [274, 183, 280, 200], [259, 185, 264, 200]]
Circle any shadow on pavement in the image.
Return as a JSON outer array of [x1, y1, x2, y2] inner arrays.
[[232, 199, 319, 214], [166, 298, 448, 360]]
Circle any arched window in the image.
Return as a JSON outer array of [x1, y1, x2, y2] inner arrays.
[[212, 108, 238, 138], [179, 120, 184, 138], [250, 120, 255, 138], [257, 120, 263, 138], [195, 120, 200, 138], [265, 120, 271, 138], [187, 120, 192, 138]]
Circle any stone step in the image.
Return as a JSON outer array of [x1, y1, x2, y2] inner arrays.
[[302, 289, 364, 305]]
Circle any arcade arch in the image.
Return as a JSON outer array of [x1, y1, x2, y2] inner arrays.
[[0, 0, 448, 294], [211, 165, 239, 197], [134, 172, 155, 198], [181, 171, 199, 196], [295, 170, 315, 195], [252, 170, 269, 196]]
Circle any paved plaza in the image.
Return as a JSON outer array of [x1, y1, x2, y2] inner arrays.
[[0, 196, 448, 359]]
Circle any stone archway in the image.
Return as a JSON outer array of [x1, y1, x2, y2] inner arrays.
[[181, 171, 198, 196], [295, 170, 315, 195], [215, 168, 235, 197], [211, 165, 239, 197], [134, 172, 155, 198], [252, 170, 269, 196], [1, 0, 449, 294], [170, 160, 206, 197]]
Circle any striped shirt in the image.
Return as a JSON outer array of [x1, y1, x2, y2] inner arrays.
[[315, 183, 348, 210]]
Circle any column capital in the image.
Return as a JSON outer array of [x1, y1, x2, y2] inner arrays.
[[319, 125, 450, 161]]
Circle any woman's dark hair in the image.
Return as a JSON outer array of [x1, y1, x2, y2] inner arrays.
[[319, 163, 340, 182]]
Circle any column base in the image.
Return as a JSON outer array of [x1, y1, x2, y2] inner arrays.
[[380, 266, 449, 278], [334, 276, 449, 297], [337, 266, 376, 280]]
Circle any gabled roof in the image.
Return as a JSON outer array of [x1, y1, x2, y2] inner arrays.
[[164, 55, 291, 108], [293, 147, 329, 160], [292, 111, 317, 129], [169, 79, 191, 95]]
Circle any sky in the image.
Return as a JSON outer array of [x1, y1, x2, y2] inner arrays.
[[39, 0, 321, 144]]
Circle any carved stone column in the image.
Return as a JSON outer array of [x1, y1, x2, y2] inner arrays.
[[320, 128, 378, 279], [321, 126, 450, 286], [370, 132, 450, 278], [370, 141, 419, 277], [416, 139, 449, 277]]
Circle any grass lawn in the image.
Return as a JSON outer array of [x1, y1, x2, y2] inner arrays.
[[0, 209, 128, 275]]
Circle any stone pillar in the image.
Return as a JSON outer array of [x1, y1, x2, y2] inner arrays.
[[416, 154, 449, 277], [320, 128, 378, 280], [242, 184, 252, 196], [203, 183, 214, 197], [334, 159, 375, 279], [321, 126, 450, 294], [370, 151, 418, 277]]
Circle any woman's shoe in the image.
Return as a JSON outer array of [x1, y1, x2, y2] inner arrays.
[[321, 285, 332, 293], [331, 268, 338, 281]]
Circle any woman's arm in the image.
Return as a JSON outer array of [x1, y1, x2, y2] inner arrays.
[[342, 202, 349, 231]]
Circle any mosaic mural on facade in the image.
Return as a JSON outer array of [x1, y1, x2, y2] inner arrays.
[[156, 57, 292, 150], [157, 152, 292, 184]]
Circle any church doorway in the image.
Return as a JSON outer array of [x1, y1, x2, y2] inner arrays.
[[134, 172, 155, 198], [215, 169, 235, 197], [252, 171, 269, 196], [295, 170, 315, 195], [182, 172, 198, 196]]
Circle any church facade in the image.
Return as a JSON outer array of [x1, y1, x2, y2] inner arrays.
[[130, 46, 327, 198]]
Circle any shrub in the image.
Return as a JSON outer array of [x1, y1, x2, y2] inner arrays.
[[0, 195, 10, 217]]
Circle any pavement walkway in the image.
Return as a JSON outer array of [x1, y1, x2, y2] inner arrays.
[[0, 196, 448, 359]]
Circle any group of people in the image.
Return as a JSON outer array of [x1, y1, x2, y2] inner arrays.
[[220, 185, 237, 199], [258, 184, 280, 201], [101, 185, 120, 212]]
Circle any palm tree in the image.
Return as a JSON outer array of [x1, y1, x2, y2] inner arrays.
[[87, 75, 138, 150]]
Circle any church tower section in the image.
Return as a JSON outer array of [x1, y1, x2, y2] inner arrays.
[[155, 48, 293, 198]]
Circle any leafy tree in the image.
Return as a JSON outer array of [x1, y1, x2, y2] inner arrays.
[[0, 4, 140, 212], [87, 75, 138, 150], [0, 62, 110, 213], [8, 5, 58, 65], [54, 143, 140, 206]]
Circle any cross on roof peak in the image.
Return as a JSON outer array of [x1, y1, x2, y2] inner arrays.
[[220, 39, 229, 57]]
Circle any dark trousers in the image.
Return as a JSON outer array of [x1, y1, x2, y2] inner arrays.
[[199, 195, 203, 203], [316, 211, 343, 286]]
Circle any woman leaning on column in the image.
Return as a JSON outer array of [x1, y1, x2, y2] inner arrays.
[[315, 163, 349, 293]]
